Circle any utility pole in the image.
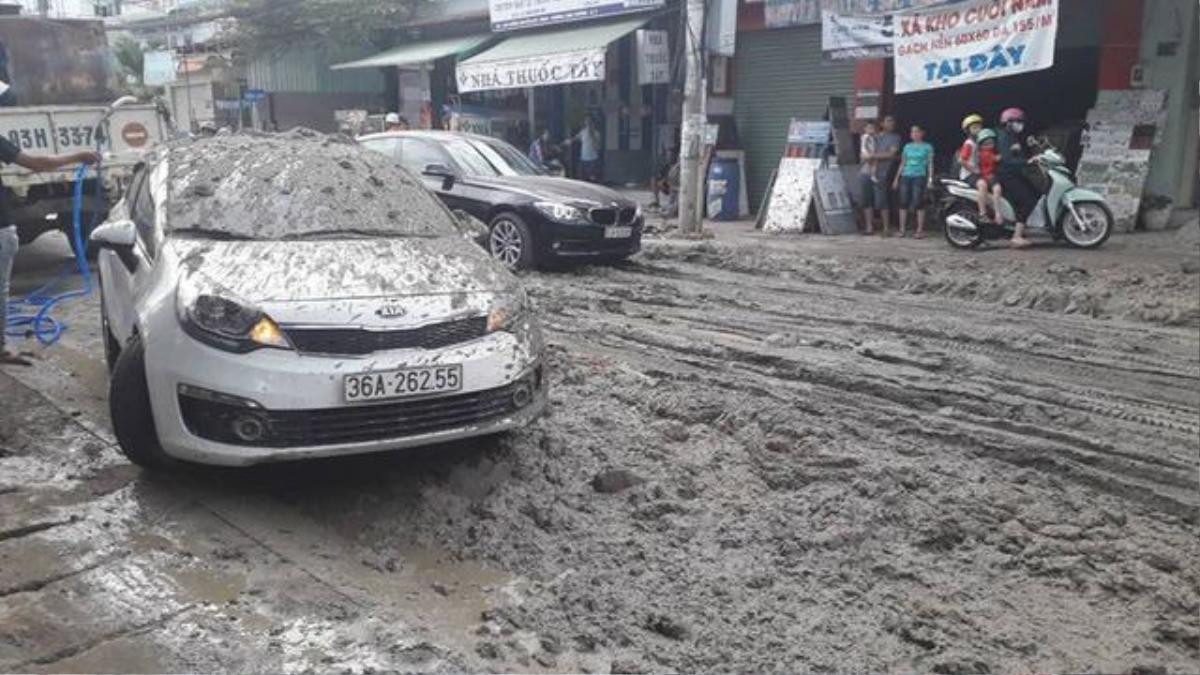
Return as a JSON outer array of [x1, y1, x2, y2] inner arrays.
[[676, 0, 705, 234]]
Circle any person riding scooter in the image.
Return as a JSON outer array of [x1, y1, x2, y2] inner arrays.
[[996, 108, 1036, 248]]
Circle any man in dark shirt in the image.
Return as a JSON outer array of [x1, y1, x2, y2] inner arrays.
[[1, 137, 101, 365]]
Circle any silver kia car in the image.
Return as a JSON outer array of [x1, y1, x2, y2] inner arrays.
[[90, 130, 546, 468]]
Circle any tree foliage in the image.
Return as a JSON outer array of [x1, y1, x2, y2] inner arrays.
[[229, 0, 430, 54], [112, 36, 146, 84]]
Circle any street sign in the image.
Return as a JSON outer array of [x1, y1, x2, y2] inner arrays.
[[242, 89, 268, 103]]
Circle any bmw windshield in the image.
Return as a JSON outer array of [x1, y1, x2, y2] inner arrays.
[[442, 137, 546, 178]]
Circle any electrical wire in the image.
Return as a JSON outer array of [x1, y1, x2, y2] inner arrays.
[[4, 162, 99, 346]]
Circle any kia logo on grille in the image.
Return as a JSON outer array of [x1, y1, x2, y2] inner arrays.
[[375, 301, 407, 319]]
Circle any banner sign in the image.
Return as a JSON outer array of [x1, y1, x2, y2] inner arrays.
[[766, 0, 947, 29], [142, 50, 176, 87], [705, 0, 738, 56], [787, 120, 832, 145], [457, 49, 606, 93], [821, 10, 893, 59], [489, 0, 664, 31], [893, 0, 1059, 94], [636, 29, 670, 84]]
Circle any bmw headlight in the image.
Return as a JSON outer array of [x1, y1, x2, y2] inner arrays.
[[534, 201, 589, 225], [487, 290, 531, 334], [176, 274, 291, 353]]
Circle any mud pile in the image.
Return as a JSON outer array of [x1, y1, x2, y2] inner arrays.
[[641, 242, 1200, 327], [310, 239, 1200, 673]]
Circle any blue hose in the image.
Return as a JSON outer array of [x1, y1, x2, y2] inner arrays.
[[4, 162, 98, 346]]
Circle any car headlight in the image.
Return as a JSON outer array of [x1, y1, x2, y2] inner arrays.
[[487, 291, 530, 334], [534, 201, 589, 225], [176, 274, 292, 353]]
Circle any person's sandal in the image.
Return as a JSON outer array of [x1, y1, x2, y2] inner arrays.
[[0, 351, 33, 366]]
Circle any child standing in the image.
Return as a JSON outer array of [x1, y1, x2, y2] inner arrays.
[[892, 125, 934, 238]]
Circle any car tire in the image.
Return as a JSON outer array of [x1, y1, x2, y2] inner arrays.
[[110, 333, 176, 470], [488, 213, 536, 270], [99, 272, 120, 372]]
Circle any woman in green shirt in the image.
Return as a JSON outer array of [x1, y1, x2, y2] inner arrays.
[[892, 124, 935, 239]]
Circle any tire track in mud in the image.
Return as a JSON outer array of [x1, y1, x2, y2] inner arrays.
[[445, 244, 1200, 671], [526, 251, 1200, 519]]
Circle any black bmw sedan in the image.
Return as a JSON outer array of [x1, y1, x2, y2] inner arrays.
[[359, 131, 643, 270]]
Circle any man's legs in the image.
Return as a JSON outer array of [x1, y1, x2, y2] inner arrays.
[[0, 225, 24, 363], [859, 174, 876, 233], [876, 182, 892, 235]]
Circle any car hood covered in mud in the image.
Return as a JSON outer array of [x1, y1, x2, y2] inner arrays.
[[169, 236, 515, 302]]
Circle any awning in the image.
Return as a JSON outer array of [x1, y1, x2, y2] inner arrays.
[[331, 34, 492, 70], [456, 17, 648, 93]]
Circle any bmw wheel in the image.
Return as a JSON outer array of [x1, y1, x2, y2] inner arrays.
[[488, 213, 536, 270]]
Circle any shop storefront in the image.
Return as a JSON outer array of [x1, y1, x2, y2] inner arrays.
[[455, 12, 677, 184], [733, 0, 1198, 221], [333, 0, 678, 185]]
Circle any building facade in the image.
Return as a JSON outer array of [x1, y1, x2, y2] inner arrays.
[[732, 0, 1198, 221]]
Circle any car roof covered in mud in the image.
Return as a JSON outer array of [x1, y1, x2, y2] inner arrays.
[[150, 128, 456, 241]]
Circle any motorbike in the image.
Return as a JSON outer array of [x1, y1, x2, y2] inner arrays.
[[935, 138, 1114, 249]]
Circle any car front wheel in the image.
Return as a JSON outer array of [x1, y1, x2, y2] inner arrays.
[[488, 213, 536, 270], [110, 333, 177, 470]]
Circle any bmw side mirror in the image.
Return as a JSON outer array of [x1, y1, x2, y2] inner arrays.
[[423, 163, 457, 188], [452, 209, 489, 249], [90, 219, 137, 250]]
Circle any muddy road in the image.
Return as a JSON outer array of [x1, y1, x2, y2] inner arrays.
[[2, 227, 1198, 673]]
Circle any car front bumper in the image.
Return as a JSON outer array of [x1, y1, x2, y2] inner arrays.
[[534, 216, 643, 261], [140, 305, 546, 466]]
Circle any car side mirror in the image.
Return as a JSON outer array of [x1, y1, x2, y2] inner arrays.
[[423, 163, 457, 188], [90, 219, 136, 249], [452, 209, 489, 249]]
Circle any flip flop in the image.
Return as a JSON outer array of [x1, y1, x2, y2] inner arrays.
[[0, 351, 33, 367], [914, 231, 927, 239]]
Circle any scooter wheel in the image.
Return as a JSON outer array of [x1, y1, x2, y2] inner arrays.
[[943, 208, 984, 249]]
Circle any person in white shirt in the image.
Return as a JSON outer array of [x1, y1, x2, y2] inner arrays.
[[567, 116, 601, 182]]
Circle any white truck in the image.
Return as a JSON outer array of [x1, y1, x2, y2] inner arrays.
[[0, 104, 167, 255], [0, 16, 167, 255]]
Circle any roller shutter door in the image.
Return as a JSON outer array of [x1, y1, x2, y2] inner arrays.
[[734, 26, 857, 209]]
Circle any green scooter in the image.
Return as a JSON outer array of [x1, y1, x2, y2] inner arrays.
[[937, 137, 1114, 249]]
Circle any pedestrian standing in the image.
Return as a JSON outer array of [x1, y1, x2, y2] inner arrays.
[[528, 128, 552, 165], [857, 120, 881, 234], [1, 139, 101, 365], [568, 117, 601, 182], [872, 115, 903, 236], [892, 124, 934, 238]]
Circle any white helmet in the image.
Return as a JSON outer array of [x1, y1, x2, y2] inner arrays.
[[384, 112, 401, 125]]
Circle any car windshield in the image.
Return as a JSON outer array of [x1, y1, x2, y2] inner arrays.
[[163, 131, 457, 241], [442, 137, 545, 178]]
